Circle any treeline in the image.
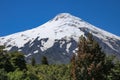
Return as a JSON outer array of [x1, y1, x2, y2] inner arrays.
[[0, 46, 49, 80], [0, 45, 70, 80], [0, 33, 120, 80]]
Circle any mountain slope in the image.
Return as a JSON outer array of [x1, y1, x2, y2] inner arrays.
[[0, 13, 120, 64]]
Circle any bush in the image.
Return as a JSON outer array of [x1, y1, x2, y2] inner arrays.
[[7, 69, 39, 80], [7, 70, 25, 80]]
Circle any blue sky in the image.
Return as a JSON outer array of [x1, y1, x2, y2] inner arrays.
[[0, 0, 120, 36]]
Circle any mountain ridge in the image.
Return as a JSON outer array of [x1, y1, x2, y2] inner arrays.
[[0, 13, 120, 63]]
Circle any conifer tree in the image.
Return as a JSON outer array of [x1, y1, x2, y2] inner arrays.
[[41, 56, 48, 65], [0, 46, 14, 72], [9, 51, 27, 70], [31, 57, 36, 66], [71, 33, 113, 80], [71, 54, 77, 80]]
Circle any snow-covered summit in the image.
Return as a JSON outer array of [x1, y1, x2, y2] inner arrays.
[[0, 13, 120, 63], [52, 13, 82, 21]]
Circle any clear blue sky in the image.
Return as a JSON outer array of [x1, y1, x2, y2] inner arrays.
[[0, 0, 120, 36]]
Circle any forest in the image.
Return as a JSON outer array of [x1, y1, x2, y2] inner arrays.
[[0, 34, 120, 80]]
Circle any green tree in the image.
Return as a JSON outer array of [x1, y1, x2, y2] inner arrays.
[[31, 57, 36, 66], [41, 56, 48, 65], [71, 33, 113, 80], [9, 51, 27, 70], [3, 55, 14, 72], [0, 46, 14, 72]]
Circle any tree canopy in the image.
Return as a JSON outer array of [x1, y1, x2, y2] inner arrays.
[[71, 33, 114, 80]]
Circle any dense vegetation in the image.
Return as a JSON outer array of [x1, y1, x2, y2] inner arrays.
[[70, 33, 120, 80], [0, 34, 120, 80]]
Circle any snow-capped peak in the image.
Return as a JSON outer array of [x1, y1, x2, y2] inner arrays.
[[0, 13, 120, 63], [52, 13, 82, 21]]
